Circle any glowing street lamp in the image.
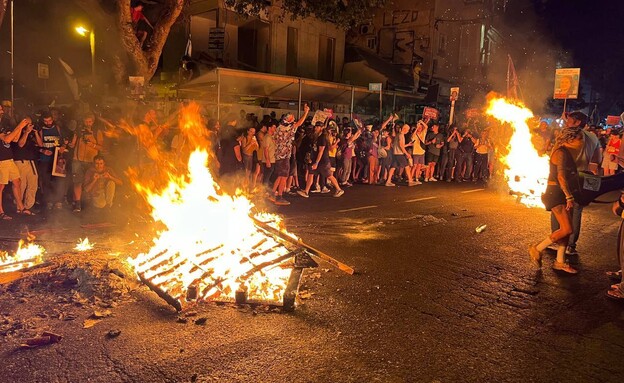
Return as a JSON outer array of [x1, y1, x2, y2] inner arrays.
[[74, 25, 95, 80]]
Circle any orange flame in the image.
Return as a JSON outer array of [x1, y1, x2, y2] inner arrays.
[[486, 97, 549, 207], [127, 105, 294, 306], [0, 240, 46, 273], [74, 238, 94, 251]]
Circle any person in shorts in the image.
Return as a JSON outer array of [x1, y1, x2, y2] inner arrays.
[[70, 113, 104, 212], [424, 122, 444, 182], [410, 118, 427, 184], [297, 122, 344, 198], [0, 117, 28, 219], [385, 122, 418, 186], [271, 104, 309, 205]]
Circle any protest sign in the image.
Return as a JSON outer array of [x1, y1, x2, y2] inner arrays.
[[423, 107, 439, 120], [606, 115, 621, 126], [553, 68, 580, 99]]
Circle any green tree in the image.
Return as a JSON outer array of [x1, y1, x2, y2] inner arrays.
[[225, 0, 386, 29]]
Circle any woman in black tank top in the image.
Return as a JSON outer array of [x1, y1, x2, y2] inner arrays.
[[529, 128, 582, 274]]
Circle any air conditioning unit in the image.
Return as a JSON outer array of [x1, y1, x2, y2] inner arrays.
[[359, 24, 372, 35]]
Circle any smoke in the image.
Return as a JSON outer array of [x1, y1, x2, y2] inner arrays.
[[484, 0, 570, 116]]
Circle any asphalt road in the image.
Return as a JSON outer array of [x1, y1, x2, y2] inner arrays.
[[1, 181, 623, 383]]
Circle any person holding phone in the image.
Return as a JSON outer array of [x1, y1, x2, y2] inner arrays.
[[0, 116, 29, 219], [13, 117, 42, 215]]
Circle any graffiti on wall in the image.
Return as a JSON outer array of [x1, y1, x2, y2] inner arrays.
[[374, 9, 430, 65], [382, 10, 421, 27]]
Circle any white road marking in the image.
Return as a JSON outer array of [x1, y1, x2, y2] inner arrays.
[[337, 205, 379, 213], [405, 196, 438, 203], [460, 188, 485, 194]]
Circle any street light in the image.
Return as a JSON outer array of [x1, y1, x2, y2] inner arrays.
[[75, 25, 95, 80]]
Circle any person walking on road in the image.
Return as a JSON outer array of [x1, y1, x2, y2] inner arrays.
[[529, 128, 583, 274]]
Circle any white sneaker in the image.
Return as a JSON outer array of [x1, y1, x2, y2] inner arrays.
[[334, 189, 345, 197], [414, 180, 422, 185], [385, 182, 395, 187], [424, 178, 429, 182], [430, 177, 438, 182], [311, 185, 321, 193], [321, 186, 331, 193]]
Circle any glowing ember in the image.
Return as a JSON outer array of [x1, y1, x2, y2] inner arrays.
[[74, 238, 94, 251], [128, 147, 295, 307], [486, 97, 549, 207], [0, 240, 46, 273]]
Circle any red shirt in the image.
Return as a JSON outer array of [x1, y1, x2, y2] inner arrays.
[[131, 8, 146, 24]]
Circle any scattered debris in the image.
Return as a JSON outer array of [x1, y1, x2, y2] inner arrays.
[[91, 310, 112, 319], [194, 317, 207, 325], [475, 224, 488, 233], [20, 331, 62, 348], [83, 318, 102, 329], [176, 317, 188, 324], [298, 291, 314, 299], [106, 329, 121, 339]]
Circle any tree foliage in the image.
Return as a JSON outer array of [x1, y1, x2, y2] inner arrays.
[[75, 0, 185, 84], [224, 0, 386, 29]]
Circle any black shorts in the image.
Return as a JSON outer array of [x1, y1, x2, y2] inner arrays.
[[542, 185, 566, 211], [426, 152, 439, 164], [391, 154, 409, 169], [275, 159, 290, 177], [329, 157, 337, 170], [307, 162, 332, 178]]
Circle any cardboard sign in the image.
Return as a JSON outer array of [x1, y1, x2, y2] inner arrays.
[[311, 109, 333, 125], [52, 148, 67, 178], [37, 63, 49, 79], [423, 107, 439, 120], [450, 87, 459, 101], [606, 115, 622, 125], [553, 68, 580, 99]]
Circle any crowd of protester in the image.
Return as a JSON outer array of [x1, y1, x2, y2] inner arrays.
[[1, 97, 621, 219], [215, 106, 499, 206]]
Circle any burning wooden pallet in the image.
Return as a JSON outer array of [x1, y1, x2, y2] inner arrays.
[[132, 219, 347, 312]]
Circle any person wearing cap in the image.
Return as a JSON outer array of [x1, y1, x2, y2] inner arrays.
[[270, 104, 310, 206], [550, 111, 601, 258], [297, 121, 344, 198]]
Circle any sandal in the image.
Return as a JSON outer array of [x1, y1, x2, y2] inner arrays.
[[528, 245, 542, 268], [606, 270, 622, 282], [18, 209, 36, 216], [553, 261, 578, 274], [606, 288, 624, 300], [0, 213, 12, 221]]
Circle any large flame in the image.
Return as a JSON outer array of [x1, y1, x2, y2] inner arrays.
[[0, 240, 46, 273], [127, 106, 294, 307], [486, 97, 549, 207]]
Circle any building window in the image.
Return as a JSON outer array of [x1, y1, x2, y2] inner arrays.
[[367, 37, 377, 50], [438, 34, 447, 54], [318, 36, 336, 81], [286, 27, 298, 76]]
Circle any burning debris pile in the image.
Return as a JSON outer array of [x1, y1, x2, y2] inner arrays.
[[126, 107, 352, 312], [127, 150, 350, 311], [486, 97, 549, 208]]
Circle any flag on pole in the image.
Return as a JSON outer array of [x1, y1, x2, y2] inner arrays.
[[184, 36, 192, 57], [507, 55, 522, 101], [58, 58, 80, 101]]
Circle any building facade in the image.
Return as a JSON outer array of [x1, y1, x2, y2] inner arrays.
[[345, 0, 504, 104], [181, 0, 345, 82]]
